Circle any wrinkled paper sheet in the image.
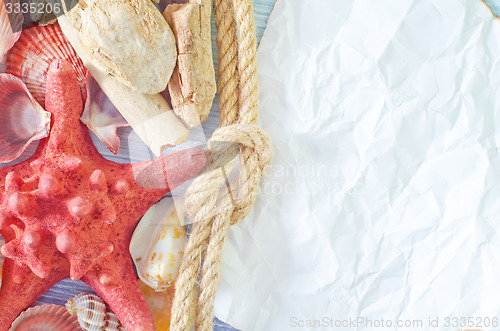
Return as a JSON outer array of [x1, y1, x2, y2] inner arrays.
[[214, 0, 500, 330]]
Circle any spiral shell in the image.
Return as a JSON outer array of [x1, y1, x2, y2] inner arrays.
[[9, 304, 81, 330], [66, 293, 125, 331]]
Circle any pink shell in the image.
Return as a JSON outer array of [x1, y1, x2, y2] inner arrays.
[[80, 73, 129, 155], [0, 0, 23, 60], [9, 305, 82, 330], [5, 23, 88, 108], [0, 74, 51, 163]]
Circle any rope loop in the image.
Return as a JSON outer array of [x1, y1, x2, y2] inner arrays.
[[170, 0, 272, 330]]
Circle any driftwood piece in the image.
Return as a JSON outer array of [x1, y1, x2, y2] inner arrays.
[[163, 0, 216, 127], [64, 0, 177, 95], [58, 14, 189, 156]]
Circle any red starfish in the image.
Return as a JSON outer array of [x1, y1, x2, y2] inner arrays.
[[0, 60, 205, 330]]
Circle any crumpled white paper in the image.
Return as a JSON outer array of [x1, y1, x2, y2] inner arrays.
[[214, 0, 500, 330]]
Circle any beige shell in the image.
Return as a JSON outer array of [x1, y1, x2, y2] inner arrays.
[[10, 304, 81, 330], [66, 293, 125, 331], [130, 197, 186, 291], [63, 0, 177, 94]]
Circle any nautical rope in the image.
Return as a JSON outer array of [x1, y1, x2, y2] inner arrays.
[[170, 0, 273, 330]]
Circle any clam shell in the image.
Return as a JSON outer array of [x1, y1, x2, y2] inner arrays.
[[80, 73, 128, 155], [0, 0, 23, 60], [0, 74, 51, 163], [9, 304, 81, 330], [130, 197, 186, 291], [5, 23, 87, 108], [66, 293, 125, 331]]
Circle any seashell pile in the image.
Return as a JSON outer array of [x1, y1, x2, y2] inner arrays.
[[66, 293, 125, 331], [9, 304, 81, 330], [5, 23, 130, 154], [0, 74, 51, 163], [130, 197, 187, 291]]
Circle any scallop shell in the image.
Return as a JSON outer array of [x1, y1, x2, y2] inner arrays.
[[9, 304, 81, 330], [80, 73, 129, 155], [66, 293, 125, 331], [130, 197, 186, 291], [5, 23, 88, 108], [0, 0, 23, 60], [0, 74, 51, 163]]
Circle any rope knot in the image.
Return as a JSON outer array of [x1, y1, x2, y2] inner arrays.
[[185, 123, 273, 226]]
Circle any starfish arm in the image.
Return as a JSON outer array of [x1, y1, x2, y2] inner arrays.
[[0, 259, 65, 330], [131, 147, 206, 190], [83, 255, 156, 331]]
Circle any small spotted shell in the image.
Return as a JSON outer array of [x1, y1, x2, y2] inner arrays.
[[130, 197, 187, 291], [65, 293, 125, 331]]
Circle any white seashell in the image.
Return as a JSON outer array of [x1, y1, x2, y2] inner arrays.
[[130, 197, 187, 291], [5, 23, 88, 108], [66, 293, 125, 331], [63, 0, 177, 94], [9, 304, 81, 330], [80, 73, 129, 155], [0, 0, 23, 61], [0, 74, 51, 163]]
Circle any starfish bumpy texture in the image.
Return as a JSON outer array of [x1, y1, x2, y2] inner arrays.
[[0, 60, 205, 330]]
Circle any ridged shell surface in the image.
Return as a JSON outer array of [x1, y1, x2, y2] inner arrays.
[[0, 0, 23, 59], [66, 293, 125, 331], [5, 23, 88, 107], [0, 74, 51, 163], [9, 304, 81, 330]]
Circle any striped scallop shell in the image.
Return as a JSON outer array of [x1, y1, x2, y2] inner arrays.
[[66, 293, 125, 331], [9, 304, 81, 330], [5, 23, 87, 108]]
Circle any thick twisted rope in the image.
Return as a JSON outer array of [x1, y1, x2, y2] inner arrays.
[[170, 0, 273, 330]]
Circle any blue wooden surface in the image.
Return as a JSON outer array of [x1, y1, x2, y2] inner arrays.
[[0, 0, 276, 329], [484, 0, 500, 16]]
